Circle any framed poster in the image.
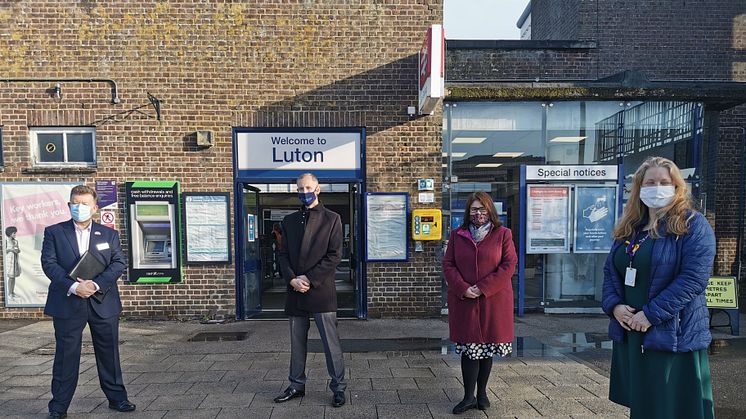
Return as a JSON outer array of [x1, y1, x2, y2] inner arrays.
[[1, 182, 77, 307], [365, 193, 408, 262], [183, 193, 231, 264], [526, 185, 571, 254], [574, 185, 618, 253]]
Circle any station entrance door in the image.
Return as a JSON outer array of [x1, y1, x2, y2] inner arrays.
[[236, 182, 362, 319]]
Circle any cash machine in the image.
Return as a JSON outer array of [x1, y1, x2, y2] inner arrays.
[[130, 201, 175, 269]]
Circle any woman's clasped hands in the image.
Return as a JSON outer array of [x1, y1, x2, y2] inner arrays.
[[613, 304, 651, 332], [463, 285, 483, 299]]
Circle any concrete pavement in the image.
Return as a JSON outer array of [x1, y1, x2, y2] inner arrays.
[[0, 313, 741, 418]]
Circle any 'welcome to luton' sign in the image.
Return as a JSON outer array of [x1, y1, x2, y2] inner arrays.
[[234, 130, 362, 180]]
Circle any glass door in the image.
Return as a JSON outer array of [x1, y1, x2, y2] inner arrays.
[[240, 184, 261, 318]]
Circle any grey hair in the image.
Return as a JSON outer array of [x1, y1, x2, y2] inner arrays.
[[296, 173, 319, 184]]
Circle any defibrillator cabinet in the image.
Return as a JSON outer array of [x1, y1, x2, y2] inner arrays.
[[412, 208, 442, 241]]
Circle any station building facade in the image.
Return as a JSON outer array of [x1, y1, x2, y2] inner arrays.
[[1, 0, 745, 320], [0, 1, 444, 320], [442, 0, 746, 313]]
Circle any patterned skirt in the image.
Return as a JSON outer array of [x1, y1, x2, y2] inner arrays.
[[455, 342, 512, 360]]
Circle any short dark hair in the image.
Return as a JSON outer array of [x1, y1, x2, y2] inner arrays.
[[5, 226, 17, 237], [70, 185, 97, 202]]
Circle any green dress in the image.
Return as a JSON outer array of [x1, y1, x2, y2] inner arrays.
[[609, 236, 715, 419]]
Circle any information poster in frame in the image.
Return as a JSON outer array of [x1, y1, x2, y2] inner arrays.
[[1, 182, 77, 307], [526, 185, 571, 254], [573, 185, 618, 253], [183, 193, 231, 264], [365, 192, 408, 262]]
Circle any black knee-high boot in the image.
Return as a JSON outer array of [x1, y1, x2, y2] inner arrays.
[[453, 355, 478, 414], [476, 357, 493, 409]]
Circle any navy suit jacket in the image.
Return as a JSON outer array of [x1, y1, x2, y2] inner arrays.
[[42, 219, 126, 319]]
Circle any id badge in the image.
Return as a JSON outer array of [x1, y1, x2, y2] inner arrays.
[[624, 267, 637, 287]]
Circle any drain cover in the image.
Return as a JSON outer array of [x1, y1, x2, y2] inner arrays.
[[188, 331, 248, 342]]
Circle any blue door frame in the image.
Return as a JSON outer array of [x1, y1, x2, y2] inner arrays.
[[232, 127, 367, 319], [234, 184, 261, 319]]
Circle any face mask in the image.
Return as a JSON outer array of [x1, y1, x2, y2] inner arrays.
[[470, 213, 489, 227], [70, 203, 93, 222], [298, 191, 317, 207], [639, 186, 675, 208]]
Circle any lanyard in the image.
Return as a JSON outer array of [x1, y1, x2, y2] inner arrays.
[[624, 231, 650, 267]]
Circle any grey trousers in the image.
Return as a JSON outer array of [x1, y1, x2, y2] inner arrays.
[[288, 312, 346, 393]]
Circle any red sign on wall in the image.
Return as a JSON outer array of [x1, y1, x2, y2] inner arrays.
[[418, 24, 444, 115]]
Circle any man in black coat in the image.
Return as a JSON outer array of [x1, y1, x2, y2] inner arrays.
[[273, 173, 347, 408]]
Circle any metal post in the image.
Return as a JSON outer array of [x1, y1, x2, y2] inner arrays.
[[518, 165, 526, 316]]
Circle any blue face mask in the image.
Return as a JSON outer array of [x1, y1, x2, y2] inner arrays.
[[298, 191, 317, 206], [70, 203, 93, 222]]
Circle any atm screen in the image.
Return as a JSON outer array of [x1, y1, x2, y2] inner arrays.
[[146, 240, 165, 254], [137, 204, 169, 217]]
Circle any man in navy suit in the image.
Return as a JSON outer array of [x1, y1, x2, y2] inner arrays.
[[42, 185, 135, 419]]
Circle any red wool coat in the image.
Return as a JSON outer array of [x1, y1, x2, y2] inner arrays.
[[442, 225, 517, 344]]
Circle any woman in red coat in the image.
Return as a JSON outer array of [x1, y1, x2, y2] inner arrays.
[[442, 192, 518, 414]]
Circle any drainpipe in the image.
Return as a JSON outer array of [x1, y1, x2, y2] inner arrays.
[[736, 127, 745, 289], [0, 78, 121, 104], [722, 126, 746, 287]]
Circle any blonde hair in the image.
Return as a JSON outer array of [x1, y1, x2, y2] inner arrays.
[[613, 156, 693, 240]]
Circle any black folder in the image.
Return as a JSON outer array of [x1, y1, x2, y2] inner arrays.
[[69, 251, 108, 303]]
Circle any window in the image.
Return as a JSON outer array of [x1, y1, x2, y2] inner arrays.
[[30, 127, 95, 166]]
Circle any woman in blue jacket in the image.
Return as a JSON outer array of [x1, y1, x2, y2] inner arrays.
[[602, 156, 715, 419]]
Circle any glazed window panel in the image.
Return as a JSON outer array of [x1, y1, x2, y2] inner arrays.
[[31, 128, 96, 166]]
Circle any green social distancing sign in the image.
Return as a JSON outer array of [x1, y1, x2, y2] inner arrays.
[[706, 276, 738, 309]]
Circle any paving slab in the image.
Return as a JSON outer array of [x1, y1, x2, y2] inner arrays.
[[0, 316, 637, 418]]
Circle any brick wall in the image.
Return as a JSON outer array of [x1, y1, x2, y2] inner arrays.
[[0, 1, 443, 319], [446, 40, 598, 82], [530, 0, 582, 40]]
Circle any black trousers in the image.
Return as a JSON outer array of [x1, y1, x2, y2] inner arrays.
[[288, 312, 346, 393], [49, 300, 127, 413]]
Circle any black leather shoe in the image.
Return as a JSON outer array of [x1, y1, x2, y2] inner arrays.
[[47, 413, 67, 419], [477, 394, 491, 410], [108, 400, 136, 412], [452, 397, 477, 414], [332, 391, 346, 407], [273, 387, 304, 403]]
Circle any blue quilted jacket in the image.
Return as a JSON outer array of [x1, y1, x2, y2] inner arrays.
[[602, 211, 715, 352]]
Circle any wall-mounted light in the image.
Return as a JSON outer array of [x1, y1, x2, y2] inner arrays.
[[52, 83, 61, 102]]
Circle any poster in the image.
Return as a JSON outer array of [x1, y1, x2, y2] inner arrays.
[[184, 193, 231, 264], [574, 186, 617, 253], [1, 183, 77, 307], [706, 276, 738, 309], [526, 185, 571, 254], [365, 193, 408, 261], [125, 181, 182, 283], [247, 214, 256, 243]]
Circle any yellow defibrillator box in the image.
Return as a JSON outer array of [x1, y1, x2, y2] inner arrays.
[[412, 209, 442, 241]]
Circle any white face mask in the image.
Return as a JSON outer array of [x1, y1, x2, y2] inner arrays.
[[70, 203, 93, 222], [639, 186, 675, 208]]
